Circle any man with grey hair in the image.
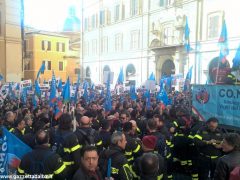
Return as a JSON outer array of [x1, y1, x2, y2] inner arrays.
[[3, 111, 15, 132], [99, 132, 133, 180]]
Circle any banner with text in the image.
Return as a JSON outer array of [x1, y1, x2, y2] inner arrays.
[[192, 85, 240, 128]]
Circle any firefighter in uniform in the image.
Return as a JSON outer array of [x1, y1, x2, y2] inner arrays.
[[74, 116, 103, 152], [194, 117, 223, 180], [50, 113, 81, 179], [226, 72, 237, 84], [18, 129, 67, 179], [12, 118, 26, 141], [188, 114, 205, 180], [3, 111, 15, 132], [172, 117, 192, 178], [99, 132, 133, 180], [123, 122, 141, 179], [123, 122, 142, 164]]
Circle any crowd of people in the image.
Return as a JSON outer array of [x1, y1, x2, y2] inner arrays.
[[0, 88, 240, 180]]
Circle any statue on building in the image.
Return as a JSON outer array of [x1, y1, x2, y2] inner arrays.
[[63, 6, 81, 32]]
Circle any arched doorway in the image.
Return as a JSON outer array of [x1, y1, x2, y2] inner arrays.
[[126, 64, 136, 86], [103, 65, 111, 73], [161, 59, 175, 77], [86, 66, 91, 78]]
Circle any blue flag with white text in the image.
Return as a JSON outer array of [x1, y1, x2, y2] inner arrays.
[[0, 127, 32, 175]]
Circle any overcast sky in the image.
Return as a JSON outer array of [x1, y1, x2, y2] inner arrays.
[[24, 0, 81, 31]]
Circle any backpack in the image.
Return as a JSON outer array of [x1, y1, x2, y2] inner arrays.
[[28, 151, 53, 176], [77, 128, 96, 146], [51, 130, 72, 156], [229, 166, 240, 180]]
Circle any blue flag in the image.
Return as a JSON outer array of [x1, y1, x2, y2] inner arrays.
[[15, 83, 20, 91], [32, 93, 38, 108], [74, 74, 80, 104], [21, 87, 27, 104], [54, 97, 63, 120], [83, 81, 89, 102], [58, 79, 62, 92], [159, 76, 172, 91], [183, 66, 193, 92], [49, 71, 57, 106], [218, 20, 229, 64], [232, 45, 240, 70], [8, 83, 16, 100], [184, 17, 191, 53], [0, 74, 3, 81], [117, 67, 124, 85], [130, 85, 137, 100], [107, 158, 112, 178], [36, 62, 45, 79], [34, 80, 41, 97], [157, 88, 169, 105], [104, 72, 112, 111], [89, 83, 95, 102], [148, 72, 155, 81], [62, 77, 70, 103], [145, 90, 151, 110], [0, 128, 32, 175]]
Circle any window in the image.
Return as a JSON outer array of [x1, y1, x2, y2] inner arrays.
[[130, 0, 142, 16], [100, 10, 105, 25], [106, 10, 111, 24], [101, 36, 108, 53], [92, 39, 97, 55], [131, 30, 139, 49], [84, 41, 89, 56], [86, 67, 91, 77], [24, 62, 30, 70], [122, 4, 125, 20], [47, 61, 51, 70], [207, 12, 223, 39], [56, 42, 65, 52], [163, 26, 173, 45], [115, 34, 123, 52], [59, 61, 63, 71], [24, 40, 29, 52], [159, 0, 173, 7], [41, 40, 51, 51], [159, 0, 165, 6], [92, 14, 96, 29], [43, 60, 51, 70], [115, 4, 120, 22], [84, 18, 88, 31]]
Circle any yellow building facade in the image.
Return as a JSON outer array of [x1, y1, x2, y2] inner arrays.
[[24, 31, 80, 83]]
